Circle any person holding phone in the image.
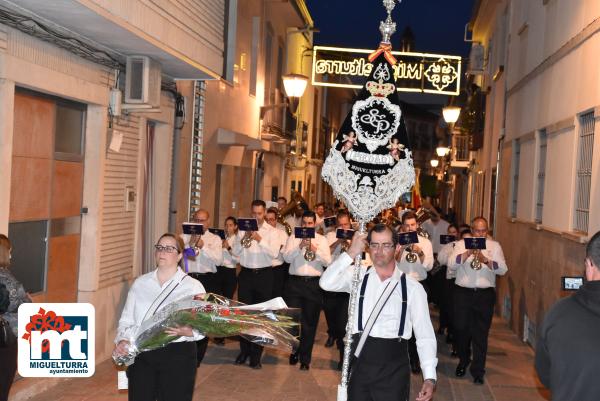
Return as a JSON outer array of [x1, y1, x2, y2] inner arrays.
[[113, 233, 205, 401], [448, 217, 507, 385], [535, 230, 600, 401]]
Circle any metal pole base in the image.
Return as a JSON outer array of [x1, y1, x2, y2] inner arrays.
[[337, 384, 348, 401]]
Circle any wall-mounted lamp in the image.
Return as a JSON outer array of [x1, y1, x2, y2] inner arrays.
[[260, 73, 309, 118], [430, 159, 440, 168], [442, 105, 461, 125]]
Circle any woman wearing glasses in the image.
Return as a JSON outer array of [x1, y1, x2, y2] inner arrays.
[[113, 233, 205, 401]]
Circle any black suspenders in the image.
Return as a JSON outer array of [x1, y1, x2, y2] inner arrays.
[[358, 269, 408, 337]]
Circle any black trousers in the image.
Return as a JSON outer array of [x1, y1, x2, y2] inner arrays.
[[0, 340, 17, 401], [215, 266, 237, 299], [271, 262, 289, 298], [127, 341, 197, 401], [323, 290, 348, 338], [349, 336, 410, 401], [440, 276, 456, 336], [453, 285, 495, 377], [188, 272, 219, 365], [237, 266, 274, 364], [284, 276, 323, 365]]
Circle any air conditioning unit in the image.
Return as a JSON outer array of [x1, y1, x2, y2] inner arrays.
[[124, 56, 161, 107]]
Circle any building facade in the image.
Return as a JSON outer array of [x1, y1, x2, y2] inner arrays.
[[468, 0, 600, 345], [0, 1, 230, 398]]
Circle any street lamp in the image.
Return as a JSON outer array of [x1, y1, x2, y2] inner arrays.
[[430, 159, 439, 168], [282, 73, 308, 114], [436, 144, 450, 157], [259, 73, 308, 118], [442, 105, 461, 125]]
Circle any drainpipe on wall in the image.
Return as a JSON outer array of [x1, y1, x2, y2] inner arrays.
[[253, 151, 265, 201], [168, 95, 186, 232]]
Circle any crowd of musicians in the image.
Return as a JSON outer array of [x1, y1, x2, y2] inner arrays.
[[113, 193, 508, 401]]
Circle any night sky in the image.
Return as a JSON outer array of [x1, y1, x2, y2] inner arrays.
[[304, 0, 474, 57]]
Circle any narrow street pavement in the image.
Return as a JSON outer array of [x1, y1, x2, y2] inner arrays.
[[16, 310, 550, 401]]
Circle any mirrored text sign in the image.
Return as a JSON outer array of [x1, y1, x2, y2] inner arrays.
[[312, 46, 462, 95]]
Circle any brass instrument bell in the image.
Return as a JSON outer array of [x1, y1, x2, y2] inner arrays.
[[470, 249, 482, 270], [405, 244, 418, 263], [241, 232, 253, 248], [304, 238, 316, 261]]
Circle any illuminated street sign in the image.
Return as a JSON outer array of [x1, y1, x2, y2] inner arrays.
[[312, 46, 462, 95]]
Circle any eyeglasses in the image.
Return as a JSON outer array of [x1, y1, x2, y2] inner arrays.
[[154, 245, 179, 253], [368, 243, 395, 250]]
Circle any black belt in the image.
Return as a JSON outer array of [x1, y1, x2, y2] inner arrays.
[[188, 272, 215, 276], [289, 275, 320, 282], [241, 266, 271, 273], [457, 285, 494, 292]]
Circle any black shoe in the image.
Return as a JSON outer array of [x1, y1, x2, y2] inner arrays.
[[325, 336, 335, 348], [300, 363, 310, 371], [289, 353, 299, 365], [249, 361, 262, 370], [473, 376, 484, 385], [234, 353, 248, 365], [410, 360, 421, 374], [455, 364, 467, 377], [213, 338, 225, 346], [451, 349, 458, 357]]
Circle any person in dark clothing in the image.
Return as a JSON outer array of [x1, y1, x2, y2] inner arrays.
[[535, 230, 600, 401]]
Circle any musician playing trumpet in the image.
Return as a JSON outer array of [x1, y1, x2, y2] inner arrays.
[[396, 210, 434, 375], [448, 216, 508, 385], [283, 210, 332, 371]]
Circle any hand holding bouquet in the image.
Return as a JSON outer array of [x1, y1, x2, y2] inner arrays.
[[113, 294, 299, 366]]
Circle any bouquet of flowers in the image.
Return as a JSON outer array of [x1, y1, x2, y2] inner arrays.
[[113, 294, 300, 366]]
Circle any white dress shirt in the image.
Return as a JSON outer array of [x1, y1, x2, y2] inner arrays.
[[231, 222, 279, 268], [448, 238, 508, 288], [221, 235, 238, 269], [115, 267, 206, 343], [283, 232, 332, 276], [271, 226, 289, 266], [326, 231, 372, 266], [320, 252, 438, 381], [181, 231, 223, 273], [437, 242, 457, 279], [397, 235, 434, 281], [422, 219, 450, 254]]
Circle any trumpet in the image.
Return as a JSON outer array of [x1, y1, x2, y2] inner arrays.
[[304, 238, 316, 261], [241, 232, 253, 248], [470, 249, 482, 270], [414, 207, 433, 239], [405, 244, 418, 263], [340, 240, 350, 253]]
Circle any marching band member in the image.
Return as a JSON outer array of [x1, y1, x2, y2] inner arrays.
[[231, 200, 280, 369], [449, 216, 508, 384], [266, 207, 290, 298], [283, 210, 331, 371]]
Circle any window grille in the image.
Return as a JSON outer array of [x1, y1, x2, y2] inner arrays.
[[511, 139, 521, 218], [453, 135, 470, 161], [535, 130, 547, 223], [188, 81, 206, 218], [574, 111, 595, 233]]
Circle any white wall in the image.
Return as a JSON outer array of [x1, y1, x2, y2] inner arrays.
[[516, 138, 535, 220]]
